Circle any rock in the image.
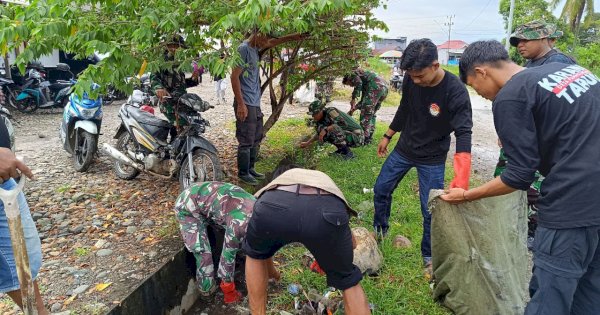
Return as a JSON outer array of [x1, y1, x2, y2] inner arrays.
[[123, 210, 140, 217], [135, 234, 145, 242], [52, 212, 67, 221], [142, 219, 154, 227], [97, 249, 113, 257], [38, 133, 46, 138], [356, 200, 372, 212], [126, 226, 137, 234], [352, 227, 383, 275], [69, 225, 84, 234], [148, 251, 158, 259], [37, 218, 52, 228], [72, 284, 90, 295], [92, 220, 103, 226], [51, 302, 62, 312], [96, 271, 109, 279], [71, 192, 87, 202], [121, 220, 133, 227], [32, 212, 44, 221], [94, 239, 108, 249], [393, 235, 412, 249]]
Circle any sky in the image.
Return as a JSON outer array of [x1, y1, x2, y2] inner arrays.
[[371, 0, 600, 45]]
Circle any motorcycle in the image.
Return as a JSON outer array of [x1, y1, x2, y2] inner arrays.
[[390, 70, 403, 92], [59, 84, 103, 172], [14, 63, 74, 113], [0, 88, 15, 151], [102, 92, 222, 190], [103, 73, 151, 106]]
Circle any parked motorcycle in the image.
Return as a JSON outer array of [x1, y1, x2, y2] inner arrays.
[[14, 63, 74, 113], [102, 93, 222, 190], [390, 71, 403, 92], [103, 73, 151, 106], [0, 88, 15, 151], [59, 84, 103, 172]]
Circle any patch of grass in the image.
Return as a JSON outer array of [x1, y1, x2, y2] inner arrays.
[[255, 119, 451, 314], [442, 65, 459, 77], [74, 247, 91, 257], [57, 184, 71, 193], [364, 57, 393, 78], [158, 216, 180, 238], [333, 84, 400, 108]]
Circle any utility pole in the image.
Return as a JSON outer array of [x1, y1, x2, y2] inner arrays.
[[444, 15, 455, 66], [505, 0, 516, 51]]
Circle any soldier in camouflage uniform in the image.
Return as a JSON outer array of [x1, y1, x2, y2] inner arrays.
[[509, 20, 576, 68], [315, 77, 334, 103], [342, 68, 388, 144], [151, 35, 200, 130], [174, 181, 256, 304], [300, 100, 364, 159]]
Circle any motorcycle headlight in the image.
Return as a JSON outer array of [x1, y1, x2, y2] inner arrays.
[[77, 105, 98, 119]]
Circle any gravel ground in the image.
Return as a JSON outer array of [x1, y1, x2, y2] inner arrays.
[[0, 80, 502, 314]]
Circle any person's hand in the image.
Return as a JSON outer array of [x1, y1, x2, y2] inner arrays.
[[236, 103, 248, 122], [0, 148, 33, 181], [440, 188, 468, 204], [318, 129, 327, 142], [299, 141, 310, 148], [155, 89, 170, 101], [191, 71, 199, 82], [377, 137, 390, 157], [347, 109, 355, 116]]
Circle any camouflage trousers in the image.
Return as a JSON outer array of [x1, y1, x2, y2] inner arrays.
[[322, 124, 365, 148], [316, 79, 334, 103], [159, 99, 188, 127], [358, 85, 388, 140], [174, 197, 251, 293]]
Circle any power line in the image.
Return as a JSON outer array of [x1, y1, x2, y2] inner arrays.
[[444, 15, 455, 65], [459, 0, 494, 30]]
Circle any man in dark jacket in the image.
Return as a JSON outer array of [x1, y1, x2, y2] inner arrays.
[[444, 40, 600, 315]]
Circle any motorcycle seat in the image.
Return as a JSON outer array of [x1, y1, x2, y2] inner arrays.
[[125, 105, 171, 128]]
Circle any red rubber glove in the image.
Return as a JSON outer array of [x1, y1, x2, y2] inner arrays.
[[220, 281, 242, 304], [310, 260, 326, 275], [450, 152, 471, 190]]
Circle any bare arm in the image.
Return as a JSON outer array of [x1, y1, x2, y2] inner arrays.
[[264, 33, 306, 49], [231, 66, 248, 121], [440, 176, 517, 204]]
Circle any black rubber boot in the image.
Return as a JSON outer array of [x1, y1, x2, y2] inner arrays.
[[339, 145, 355, 160], [248, 147, 265, 179], [237, 149, 258, 185]]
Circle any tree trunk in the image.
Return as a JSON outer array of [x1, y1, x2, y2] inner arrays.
[[3, 54, 10, 79]]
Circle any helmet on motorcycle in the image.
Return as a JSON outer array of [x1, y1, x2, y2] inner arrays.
[[27, 61, 44, 71], [178, 93, 211, 112]]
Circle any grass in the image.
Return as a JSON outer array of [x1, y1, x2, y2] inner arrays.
[[74, 247, 91, 257], [254, 119, 451, 314]]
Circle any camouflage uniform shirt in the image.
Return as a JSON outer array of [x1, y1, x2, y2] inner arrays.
[[348, 70, 388, 139], [316, 107, 364, 147], [150, 69, 192, 126], [174, 182, 255, 293]]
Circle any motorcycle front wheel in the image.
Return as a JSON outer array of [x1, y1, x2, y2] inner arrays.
[[74, 130, 97, 172], [179, 148, 223, 191], [114, 132, 141, 180]]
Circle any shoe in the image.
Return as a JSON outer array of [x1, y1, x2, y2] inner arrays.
[[341, 150, 354, 160], [238, 173, 259, 185], [249, 168, 265, 179], [249, 147, 265, 179], [238, 149, 259, 185]]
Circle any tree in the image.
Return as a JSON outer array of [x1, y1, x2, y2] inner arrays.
[[549, 0, 595, 32], [0, 0, 386, 134]]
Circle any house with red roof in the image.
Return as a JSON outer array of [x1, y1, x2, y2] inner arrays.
[[437, 40, 469, 65]]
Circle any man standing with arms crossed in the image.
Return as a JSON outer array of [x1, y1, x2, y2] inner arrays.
[[443, 40, 600, 315], [373, 39, 473, 277], [231, 32, 305, 185]]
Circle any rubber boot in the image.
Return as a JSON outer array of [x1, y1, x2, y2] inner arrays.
[[248, 147, 265, 179], [238, 149, 258, 185], [220, 281, 242, 304], [338, 145, 354, 160]]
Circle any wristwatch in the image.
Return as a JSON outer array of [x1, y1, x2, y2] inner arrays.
[[383, 134, 393, 140]]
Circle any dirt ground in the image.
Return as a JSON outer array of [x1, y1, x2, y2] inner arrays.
[[0, 80, 501, 314]]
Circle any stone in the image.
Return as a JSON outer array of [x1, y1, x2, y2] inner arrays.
[[393, 234, 412, 249], [97, 249, 113, 257], [50, 302, 62, 312], [72, 284, 90, 295], [96, 271, 109, 279], [126, 226, 137, 234], [352, 227, 383, 275], [123, 210, 140, 217], [69, 225, 84, 234], [94, 239, 108, 249], [32, 212, 44, 221], [148, 251, 158, 259], [52, 212, 67, 221], [71, 192, 87, 202], [37, 218, 52, 227], [135, 234, 145, 242], [142, 219, 154, 227]]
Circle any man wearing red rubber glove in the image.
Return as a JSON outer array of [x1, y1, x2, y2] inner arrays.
[[373, 39, 472, 278]]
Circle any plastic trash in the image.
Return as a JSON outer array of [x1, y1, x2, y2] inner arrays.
[[363, 187, 374, 194], [287, 283, 302, 295]]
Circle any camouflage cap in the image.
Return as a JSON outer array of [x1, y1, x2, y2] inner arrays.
[[509, 20, 560, 47], [307, 100, 324, 115]]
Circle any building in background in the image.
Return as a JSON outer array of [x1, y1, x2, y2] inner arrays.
[[378, 50, 403, 65], [437, 40, 468, 65], [373, 37, 407, 53]]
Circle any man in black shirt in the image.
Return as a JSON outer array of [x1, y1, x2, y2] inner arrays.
[[373, 39, 473, 275], [444, 40, 600, 315]]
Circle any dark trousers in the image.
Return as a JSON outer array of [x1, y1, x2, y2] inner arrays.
[[234, 102, 264, 150], [526, 226, 600, 315], [373, 150, 445, 263]]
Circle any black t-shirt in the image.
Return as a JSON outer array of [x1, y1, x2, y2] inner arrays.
[[494, 63, 600, 228], [0, 116, 10, 149], [525, 49, 576, 68], [389, 70, 472, 164]]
